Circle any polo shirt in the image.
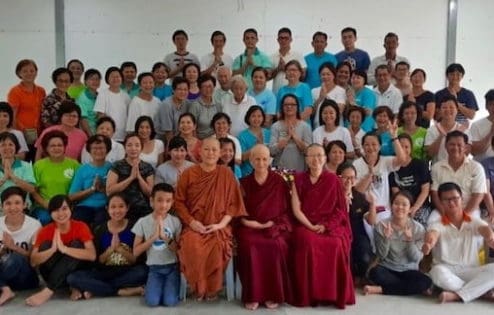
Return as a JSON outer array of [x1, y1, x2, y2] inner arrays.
[[232, 48, 272, 89]]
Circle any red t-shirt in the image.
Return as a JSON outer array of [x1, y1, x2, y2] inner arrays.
[[33, 220, 93, 247]]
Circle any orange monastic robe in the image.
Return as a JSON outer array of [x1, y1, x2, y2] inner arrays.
[[175, 164, 246, 296]]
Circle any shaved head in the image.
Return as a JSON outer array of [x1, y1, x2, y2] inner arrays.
[[249, 144, 270, 161]]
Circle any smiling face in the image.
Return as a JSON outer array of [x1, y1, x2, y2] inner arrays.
[[252, 70, 267, 91], [320, 67, 335, 84], [336, 65, 351, 86], [348, 110, 363, 128], [363, 135, 381, 158], [55, 72, 72, 93], [89, 141, 108, 162], [122, 66, 136, 84], [339, 167, 356, 192], [170, 146, 187, 164], [391, 194, 411, 220], [248, 109, 264, 128], [150, 191, 174, 216], [85, 74, 101, 92], [60, 111, 80, 128], [220, 142, 235, 165], [440, 100, 458, 121], [178, 115, 196, 135], [96, 121, 115, 138], [341, 30, 356, 50], [108, 195, 128, 221], [243, 31, 258, 50], [68, 62, 83, 81], [18, 63, 37, 84], [137, 120, 152, 140], [200, 138, 221, 167], [328, 145, 345, 166], [214, 117, 230, 136], [402, 106, 417, 125], [3, 194, 26, 219], [305, 145, 327, 171], [139, 75, 155, 94], [410, 71, 425, 87], [0, 138, 17, 159], [375, 111, 390, 130], [447, 70, 463, 86], [446, 136, 466, 161], [51, 201, 72, 225], [231, 80, 247, 100], [0, 111, 11, 129], [351, 73, 365, 90], [250, 145, 270, 173], [321, 105, 337, 126], [107, 70, 122, 90], [46, 137, 66, 159], [312, 35, 327, 54], [184, 66, 199, 84], [285, 63, 302, 83], [174, 82, 189, 101], [124, 136, 142, 159], [152, 65, 168, 85], [199, 79, 215, 98]]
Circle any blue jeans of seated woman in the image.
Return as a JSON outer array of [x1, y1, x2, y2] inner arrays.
[[145, 263, 180, 306], [0, 252, 39, 290]]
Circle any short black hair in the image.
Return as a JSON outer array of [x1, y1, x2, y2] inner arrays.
[[182, 63, 201, 79], [243, 28, 258, 38], [341, 27, 357, 36], [86, 134, 112, 153], [211, 112, 232, 129], [397, 101, 422, 126], [312, 31, 328, 41], [151, 183, 174, 197], [390, 190, 415, 206], [197, 73, 216, 88], [84, 68, 101, 82], [438, 182, 463, 199], [362, 131, 381, 147], [168, 135, 188, 151], [120, 61, 137, 72], [137, 72, 154, 85], [104, 66, 122, 85], [48, 195, 72, 213], [446, 63, 465, 75], [41, 130, 68, 151], [172, 76, 189, 90], [319, 99, 340, 127], [151, 62, 170, 74], [0, 102, 14, 128], [439, 94, 459, 108], [278, 27, 292, 37], [395, 61, 410, 70], [172, 29, 188, 41], [336, 162, 356, 176], [352, 69, 368, 85], [1, 186, 27, 204], [210, 30, 226, 43], [244, 105, 265, 126], [51, 67, 74, 84], [445, 130, 468, 144], [67, 59, 85, 72], [485, 89, 494, 105], [384, 32, 399, 41], [411, 68, 427, 80], [0, 131, 20, 153], [58, 100, 81, 122], [134, 115, 157, 139], [96, 116, 116, 131]]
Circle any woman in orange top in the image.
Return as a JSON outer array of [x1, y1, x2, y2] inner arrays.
[[7, 59, 46, 161]]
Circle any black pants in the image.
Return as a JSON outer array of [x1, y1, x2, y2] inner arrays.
[[368, 265, 432, 295], [38, 240, 86, 291], [351, 234, 373, 277]]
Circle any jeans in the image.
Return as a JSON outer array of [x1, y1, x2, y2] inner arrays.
[[67, 264, 148, 296], [369, 265, 432, 296], [31, 207, 52, 226], [0, 252, 39, 290], [73, 205, 107, 226], [145, 263, 180, 307]]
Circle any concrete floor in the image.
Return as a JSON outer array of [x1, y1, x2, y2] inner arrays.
[[2, 289, 494, 315]]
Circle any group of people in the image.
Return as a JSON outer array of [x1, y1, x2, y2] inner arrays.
[[1, 25, 494, 310]]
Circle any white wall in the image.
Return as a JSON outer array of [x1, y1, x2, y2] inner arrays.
[[0, 0, 56, 97], [456, 0, 494, 118], [0, 0, 473, 111]]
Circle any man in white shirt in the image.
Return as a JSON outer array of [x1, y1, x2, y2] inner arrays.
[[270, 27, 306, 95], [200, 30, 233, 77], [221, 75, 256, 137], [213, 66, 232, 105], [423, 182, 494, 303], [367, 32, 410, 86], [373, 65, 403, 114], [471, 89, 494, 161], [164, 30, 200, 78], [429, 130, 486, 225]]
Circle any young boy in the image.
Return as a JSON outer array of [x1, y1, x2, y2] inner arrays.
[[132, 183, 182, 306], [0, 186, 41, 305]]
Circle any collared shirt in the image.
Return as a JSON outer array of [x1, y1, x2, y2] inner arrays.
[[232, 48, 272, 89], [367, 54, 410, 86], [428, 215, 487, 267], [221, 94, 256, 137], [374, 84, 403, 114], [431, 157, 487, 209], [120, 83, 140, 99], [424, 122, 471, 163], [270, 50, 306, 95]]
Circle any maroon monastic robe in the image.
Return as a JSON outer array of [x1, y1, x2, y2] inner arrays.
[[292, 170, 355, 308], [236, 171, 293, 304]]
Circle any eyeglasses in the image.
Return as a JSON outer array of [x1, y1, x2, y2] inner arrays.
[[339, 176, 356, 181], [441, 196, 461, 203], [306, 154, 325, 159]]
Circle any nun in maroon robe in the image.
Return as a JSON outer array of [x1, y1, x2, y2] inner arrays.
[[291, 144, 355, 309], [236, 144, 293, 310]]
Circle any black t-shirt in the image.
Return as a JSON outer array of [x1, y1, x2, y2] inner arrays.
[[389, 158, 431, 205], [403, 90, 435, 128], [349, 188, 371, 241]]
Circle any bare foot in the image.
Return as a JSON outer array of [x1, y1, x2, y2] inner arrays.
[[70, 288, 82, 301], [0, 286, 15, 305], [439, 291, 461, 303], [363, 285, 383, 295], [265, 301, 279, 309], [245, 302, 259, 310], [25, 288, 54, 307], [481, 290, 494, 301], [195, 295, 204, 302], [206, 295, 218, 302], [117, 286, 144, 297], [83, 291, 92, 300]]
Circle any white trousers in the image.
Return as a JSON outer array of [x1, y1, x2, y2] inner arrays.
[[429, 263, 494, 302]]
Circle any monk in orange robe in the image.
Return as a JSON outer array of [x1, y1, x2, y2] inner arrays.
[[175, 137, 246, 300]]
